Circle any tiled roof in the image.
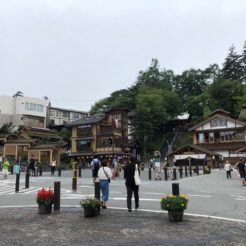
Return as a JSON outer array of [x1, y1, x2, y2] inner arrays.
[[67, 114, 106, 126]]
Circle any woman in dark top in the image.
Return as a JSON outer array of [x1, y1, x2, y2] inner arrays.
[[124, 157, 140, 212], [236, 159, 246, 186]]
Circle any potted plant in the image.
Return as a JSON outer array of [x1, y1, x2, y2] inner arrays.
[[36, 188, 54, 214], [160, 194, 188, 222], [80, 198, 100, 217], [204, 166, 211, 174]]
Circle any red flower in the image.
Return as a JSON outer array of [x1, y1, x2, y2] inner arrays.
[[36, 188, 54, 205]]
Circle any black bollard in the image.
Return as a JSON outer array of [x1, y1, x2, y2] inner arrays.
[[172, 168, 177, 180], [39, 166, 42, 176], [148, 167, 152, 180], [172, 183, 180, 196], [94, 181, 100, 200], [179, 166, 183, 179], [72, 162, 77, 192], [58, 167, 61, 177], [164, 168, 168, 181], [78, 166, 82, 178], [54, 181, 61, 213], [189, 166, 192, 176], [15, 173, 20, 192], [25, 172, 30, 189], [185, 166, 188, 177], [196, 166, 199, 175]]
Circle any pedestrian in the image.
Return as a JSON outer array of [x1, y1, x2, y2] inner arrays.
[[2, 158, 10, 179], [113, 158, 119, 178], [224, 160, 232, 179], [98, 160, 112, 209], [91, 156, 101, 183], [124, 157, 140, 212], [236, 159, 246, 186], [50, 159, 56, 176], [29, 155, 36, 176]]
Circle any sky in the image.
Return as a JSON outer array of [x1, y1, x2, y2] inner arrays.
[[0, 0, 246, 112]]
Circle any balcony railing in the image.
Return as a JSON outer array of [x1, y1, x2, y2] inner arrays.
[[77, 132, 93, 138], [77, 147, 93, 153]]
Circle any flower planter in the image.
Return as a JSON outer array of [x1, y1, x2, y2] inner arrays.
[[168, 210, 184, 222], [38, 204, 52, 214], [84, 207, 100, 218]]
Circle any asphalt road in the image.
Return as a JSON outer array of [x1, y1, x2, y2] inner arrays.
[[0, 168, 246, 222]]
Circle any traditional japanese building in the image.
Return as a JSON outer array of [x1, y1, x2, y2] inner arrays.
[[67, 108, 130, 164], [168, 109, 246, 165], [2, 127, 66, 164]]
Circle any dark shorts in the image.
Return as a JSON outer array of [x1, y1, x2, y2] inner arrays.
[[239, 171, 246, 178]]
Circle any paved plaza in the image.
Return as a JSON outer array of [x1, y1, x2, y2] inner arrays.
[[1, 168, 246, 245], [1, 207, 246, 246]]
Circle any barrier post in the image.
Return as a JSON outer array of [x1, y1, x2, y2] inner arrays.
[[172, 183, 179, 196], [72, 161, 77, 192], [54, 181, 61, 213]]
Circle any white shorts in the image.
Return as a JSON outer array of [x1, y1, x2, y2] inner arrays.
[[2, 170, 8, 176]]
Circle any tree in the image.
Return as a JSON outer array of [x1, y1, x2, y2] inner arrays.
[[221, 45, 243, 82], [136, 58, 173, 90], [0, 123, 16, 135], [239, 41, 246, 84], [173, 67, 213, 111], [12, 91, 24, 97], [207, 78, 243, 116]]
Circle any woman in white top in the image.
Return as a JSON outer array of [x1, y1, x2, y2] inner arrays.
[[98, 160, 112, 209], [224, 160, 232, 179]]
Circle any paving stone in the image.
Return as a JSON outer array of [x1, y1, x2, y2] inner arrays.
[[0, 207, 245, 246]]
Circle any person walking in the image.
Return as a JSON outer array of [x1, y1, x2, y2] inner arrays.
[[98, 160, 112, 209], [236, 159, 246, 186], [29, 155, 36, 176], [2, 158, 10, 179], [50, 159, 56, 176], [224, 160, 232, 179], [124, 157, 140, 212], [91, 156, 101, 183]]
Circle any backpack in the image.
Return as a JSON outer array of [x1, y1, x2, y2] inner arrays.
[[92, 159, 99, 170]]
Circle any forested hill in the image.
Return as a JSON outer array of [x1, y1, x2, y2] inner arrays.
[[90, 42, 246, 158]]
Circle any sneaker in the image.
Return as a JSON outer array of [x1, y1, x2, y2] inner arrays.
[[102, 205, 107, 209], [128, 209, 132, 212], [135, 205, 139, 210]]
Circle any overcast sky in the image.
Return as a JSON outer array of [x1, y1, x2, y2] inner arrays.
[[0, 0, 246, 112]]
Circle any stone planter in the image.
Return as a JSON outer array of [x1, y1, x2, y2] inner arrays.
[[84, 207, 100, 218], [168, 210, 184, 222], [38, 204, 52, 214]]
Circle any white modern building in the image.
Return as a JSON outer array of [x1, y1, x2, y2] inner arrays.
[[47, 106, 88, 127], [0, 95, 49, 128]]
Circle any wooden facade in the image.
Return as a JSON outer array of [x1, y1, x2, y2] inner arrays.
[[2, 127, 66, 164], [68, 108, 130, 163], [168, 109, 246, 165]]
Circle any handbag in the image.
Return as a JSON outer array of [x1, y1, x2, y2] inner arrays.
[[102, 167, 111, 183], [134, 164, 141, 186]]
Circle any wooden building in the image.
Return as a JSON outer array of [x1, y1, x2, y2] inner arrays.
[[67, 108, 130, 164], [2, 127, 66, 164], [168, 109, 246, 165]]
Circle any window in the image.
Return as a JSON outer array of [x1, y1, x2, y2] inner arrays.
[[198, 133, 204, 143], [25, 102, 44, 112], [72, 112, 80, 119], [210, 118, 227, 127], [49, 110, 56, 116], [220, 131, 244, 141], [209, 132, 215, 142], [62, 111, 70, 117]]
